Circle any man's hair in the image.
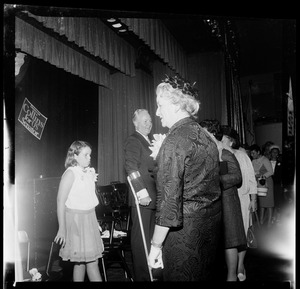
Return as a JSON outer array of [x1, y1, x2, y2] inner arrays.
[[221, 125, 241, 149], [199, 119, 223, 141], [249, 144, 261, 154], [132, 109, 148, 124]]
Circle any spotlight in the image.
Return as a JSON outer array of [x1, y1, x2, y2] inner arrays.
[[107, 18, 116, 22], [112, 23, 122, 28]]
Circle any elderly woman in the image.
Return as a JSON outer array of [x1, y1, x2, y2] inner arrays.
[[147, 75, 222, 281]]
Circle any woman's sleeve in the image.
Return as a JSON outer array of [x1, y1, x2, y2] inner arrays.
[[220, 151, 242, 190], [155, 135, 185, 228], [245, 156, 258, 194], [262, 157, 274, 178]]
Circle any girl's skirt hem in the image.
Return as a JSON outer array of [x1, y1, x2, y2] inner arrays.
[[59, 207, 104, 262], [60, 253, 103, 263]]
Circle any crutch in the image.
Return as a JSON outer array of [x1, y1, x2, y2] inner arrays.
[[127, 174, 154, 282]]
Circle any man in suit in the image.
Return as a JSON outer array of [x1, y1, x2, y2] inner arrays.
[[124, 109, 157, 281]]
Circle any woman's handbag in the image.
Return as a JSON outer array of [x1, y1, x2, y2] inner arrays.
[[257, 165, 268, 196], [257, 176, 268, 196], [247, 210, 261, 248]]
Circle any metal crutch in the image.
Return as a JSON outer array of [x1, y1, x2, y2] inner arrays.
[[127, 176, 154, 282]]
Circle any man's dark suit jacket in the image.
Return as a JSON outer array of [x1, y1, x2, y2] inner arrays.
[[124, 131, 158, 281], [124, 131, 157, 209]]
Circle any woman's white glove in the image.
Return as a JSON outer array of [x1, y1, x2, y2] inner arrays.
[[148, 245, 164, 269]]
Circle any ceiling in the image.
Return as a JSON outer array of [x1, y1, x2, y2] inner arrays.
[[12, 5, 295, 78], [112, 11, 291, 78], [160, 16, 288, 77], [160, 17, 222, 54]]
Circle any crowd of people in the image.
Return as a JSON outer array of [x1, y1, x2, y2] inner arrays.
[[54, 75, 287, 282]]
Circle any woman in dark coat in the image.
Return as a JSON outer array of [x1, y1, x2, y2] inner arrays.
[[147, 76, 222, 281], [200, 119, 247, 281]]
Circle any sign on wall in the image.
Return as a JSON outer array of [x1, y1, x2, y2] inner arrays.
[[18, 98, 47, 140]]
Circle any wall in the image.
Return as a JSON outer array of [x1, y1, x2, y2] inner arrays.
[[239, 72, 283, 146], [254, 122, 282, 150], [187, 52, 227, 124]]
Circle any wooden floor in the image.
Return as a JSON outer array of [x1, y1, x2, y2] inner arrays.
[[100, 218, 294, 287], [102, 204, 294, 288], [103, 245, 294, 284], [4, 238, 294, 289], [4, 204, 294, 288]]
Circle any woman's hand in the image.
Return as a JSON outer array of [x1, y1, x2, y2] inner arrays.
[[148, 245, 164, 269]]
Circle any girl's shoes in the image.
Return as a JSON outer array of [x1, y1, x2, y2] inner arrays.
[[237, 270, 246, 281]]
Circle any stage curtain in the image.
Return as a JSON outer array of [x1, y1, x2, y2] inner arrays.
[[97, 70, 159, 185], [15, 16, 111, 88], [187, 52, 227, 124], [23, 11, 136, 77], [120, 18, 187, 78], [14, 55, 99, 182], [97, 60, 182, 185], [225, 57, 245, 143]]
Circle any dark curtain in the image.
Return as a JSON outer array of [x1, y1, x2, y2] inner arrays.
[[14, 54, 99, 270], [187, 52, 227, 124], [15, 54, 99, 182], [222, 21, 245, 143], [97, 68, 164, 185], [224, 60, 245, 143]]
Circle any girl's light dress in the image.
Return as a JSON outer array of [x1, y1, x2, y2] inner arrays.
[[59, 166, 104, 262]]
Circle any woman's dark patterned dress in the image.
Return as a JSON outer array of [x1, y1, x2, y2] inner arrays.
[[155, 117, 222, 281]]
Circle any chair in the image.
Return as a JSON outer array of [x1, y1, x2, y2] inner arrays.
[[43, 241, 63, 281], [110, 182, 132, 279], [96, 184, 133, 282], [110, 182, 131, 233]]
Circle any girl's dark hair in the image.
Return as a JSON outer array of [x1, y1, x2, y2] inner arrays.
[[249, 144, 261, 154], [199, 119, 223, 141], [64, 140, 91, 168], [221, 125, 241, 149]]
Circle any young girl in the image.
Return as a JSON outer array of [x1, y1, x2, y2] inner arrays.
[[54, 140, 103, 281]]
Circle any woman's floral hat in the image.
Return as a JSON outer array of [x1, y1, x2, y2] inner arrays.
[[162, 74, 198, 98]]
